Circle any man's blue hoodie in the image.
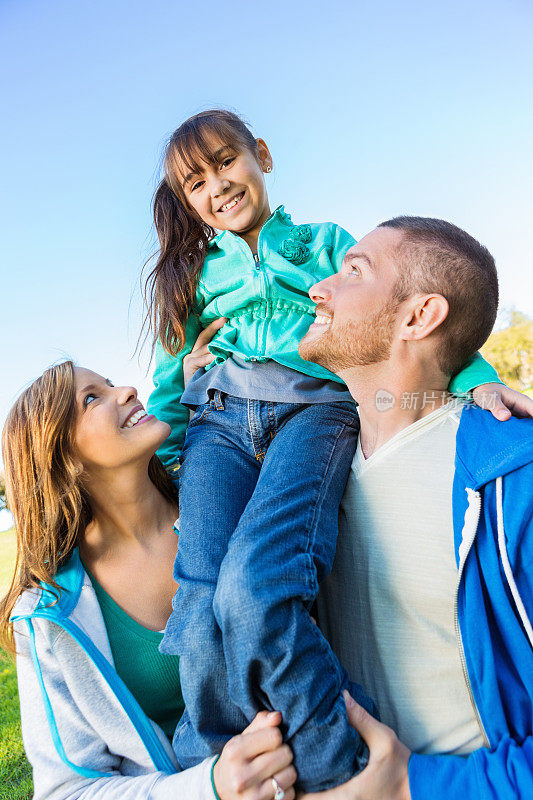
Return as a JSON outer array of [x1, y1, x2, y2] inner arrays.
[[409, 405, 533, 799]]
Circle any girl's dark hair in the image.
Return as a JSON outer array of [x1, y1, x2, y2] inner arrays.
[[143, 109, 259, 357]]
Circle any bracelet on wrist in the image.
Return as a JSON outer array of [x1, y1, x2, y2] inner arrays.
[[211, 754, 222, 800]]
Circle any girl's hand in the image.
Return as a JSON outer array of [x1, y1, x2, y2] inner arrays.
[[183, 317, 227, 388], [299, 692, 410, 800], [472, 382, 533, 420], [214, 710, 296, 800]]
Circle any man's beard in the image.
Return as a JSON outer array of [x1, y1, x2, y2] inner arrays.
[[299, 301, 398, 373]]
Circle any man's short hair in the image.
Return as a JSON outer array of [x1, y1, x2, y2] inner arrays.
[[378, 216, 499, 376]]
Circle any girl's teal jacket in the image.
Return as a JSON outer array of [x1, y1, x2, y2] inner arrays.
[[147, 206, 499, 471]]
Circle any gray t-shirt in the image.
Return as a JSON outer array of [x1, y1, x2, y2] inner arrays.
[[180, 354, 353, 407]]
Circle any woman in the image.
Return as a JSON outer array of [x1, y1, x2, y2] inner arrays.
[[0, 360, 296, 800]]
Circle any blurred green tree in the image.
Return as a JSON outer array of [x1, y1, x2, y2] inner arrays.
[[481, 311, 533, 392]]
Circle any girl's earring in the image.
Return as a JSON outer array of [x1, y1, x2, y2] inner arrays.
[[265, 165, 272, 173]]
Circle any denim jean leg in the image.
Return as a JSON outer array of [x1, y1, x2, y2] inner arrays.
[[213, 401, 374, 791], [161, 395, 260, 768]]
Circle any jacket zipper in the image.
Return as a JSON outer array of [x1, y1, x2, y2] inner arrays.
[[251, 228, 269, 356], [253, 253, 267, 296], [453, 491, 491, 748]]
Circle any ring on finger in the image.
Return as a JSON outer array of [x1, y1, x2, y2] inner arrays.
[[272, 777, 285, 800]]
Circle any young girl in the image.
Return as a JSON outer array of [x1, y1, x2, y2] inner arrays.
[[145, 109, 502, 792]]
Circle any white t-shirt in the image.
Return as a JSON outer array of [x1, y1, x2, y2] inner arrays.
[[318, 401, 485, 755]]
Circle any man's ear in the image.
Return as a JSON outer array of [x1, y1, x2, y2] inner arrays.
[[400, 294, 449, 341], [256, 138, 273, 172]]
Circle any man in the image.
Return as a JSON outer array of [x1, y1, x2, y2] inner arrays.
[[298, 217, 533, 799]]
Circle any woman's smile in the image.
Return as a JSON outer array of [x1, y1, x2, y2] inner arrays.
[[121, 404, 154, 429]]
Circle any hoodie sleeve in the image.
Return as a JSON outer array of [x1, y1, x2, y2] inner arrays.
[[409, 736, 533, 800], [448, 352, 501, 394], [14, 620, 216, 800], [147, 313, 204, 473]]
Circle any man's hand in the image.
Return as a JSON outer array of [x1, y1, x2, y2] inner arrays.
[[300, 692, 411, 800], [472, 382, 533, 421]]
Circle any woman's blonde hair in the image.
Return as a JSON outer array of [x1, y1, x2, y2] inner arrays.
[[0, 360, 176, 653]]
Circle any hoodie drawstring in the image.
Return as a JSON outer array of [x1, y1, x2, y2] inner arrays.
[[496, 476, 533, 649]]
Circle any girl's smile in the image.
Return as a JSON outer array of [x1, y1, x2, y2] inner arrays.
[[177, 136, 272, 250], [218, 190, 246, 214]]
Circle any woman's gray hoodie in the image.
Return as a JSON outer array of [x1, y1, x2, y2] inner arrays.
[[12, 548, 216, 800]]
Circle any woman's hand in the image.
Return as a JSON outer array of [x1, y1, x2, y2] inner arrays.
[[214, 710, 296, 800], [472, 382, 533, 420], [183, 317, 227, 388], [299, 692, 410, 800]]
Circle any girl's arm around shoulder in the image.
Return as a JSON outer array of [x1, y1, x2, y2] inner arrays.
[[451, 354, 533, 419], [448, 351, 501, 395]]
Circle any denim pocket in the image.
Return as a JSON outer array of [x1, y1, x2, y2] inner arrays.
[[187, 402, 211, 428]]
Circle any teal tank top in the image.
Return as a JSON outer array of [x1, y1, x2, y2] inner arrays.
[[84, 565, 184, 740]]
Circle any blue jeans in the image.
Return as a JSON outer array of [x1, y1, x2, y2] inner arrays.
[[161, 393, 376, 791]]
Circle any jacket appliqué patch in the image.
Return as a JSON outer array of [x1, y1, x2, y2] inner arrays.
[[277, 225, 313, 265]]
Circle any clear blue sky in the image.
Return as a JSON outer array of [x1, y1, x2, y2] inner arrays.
[[1, 0, 532, 473]]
